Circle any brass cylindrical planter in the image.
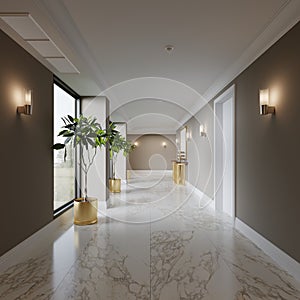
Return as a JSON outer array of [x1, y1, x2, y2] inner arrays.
[[109, 178, 121, 193], [74, 197, 98, 225], [175, 163, 186, 185], [172, 161, 177, 183]]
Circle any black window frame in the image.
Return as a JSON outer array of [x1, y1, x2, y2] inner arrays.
[[53, 76, 81, 218]]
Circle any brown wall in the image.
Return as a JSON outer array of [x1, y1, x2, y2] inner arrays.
[[0, 29, 53, 256], [234, 22, 300, 262], [128, 134, 176, 170], [182, 22, 300, 262]]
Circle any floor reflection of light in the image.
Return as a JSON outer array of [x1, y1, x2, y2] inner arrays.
[[52, 227, 77, 287]]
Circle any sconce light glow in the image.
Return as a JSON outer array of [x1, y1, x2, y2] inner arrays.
[[259, 89, 269, 105], [162, 142, 167, 148], [259, 88, 275, 115], [199, 124, 207, 137], [134, 142, 139, 147], [187, 130, 192, 141], [17, 89, 32, 115], [25, 90, 32, 105], [13, 88, 23, 103]]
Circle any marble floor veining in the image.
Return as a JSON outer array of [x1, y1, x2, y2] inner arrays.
[[0, 171, 299, 299]]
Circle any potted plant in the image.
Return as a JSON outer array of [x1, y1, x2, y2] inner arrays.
[[53, 115, 106, 225], [106, 122, 134, 192]]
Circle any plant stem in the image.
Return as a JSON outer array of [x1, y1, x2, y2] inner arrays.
[[80, 145, 88, 201], [84, 170, 88, 201], [83, 147, 97, 201], [113, 159, 116, 179]]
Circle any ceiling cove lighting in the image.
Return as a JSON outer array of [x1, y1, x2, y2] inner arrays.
[[17, 89, 32, 115], [259, 88, 275, 115], [0, 13, 79, 74]]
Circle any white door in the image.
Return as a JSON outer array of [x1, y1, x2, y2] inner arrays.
[[214, 85, 235, 218]]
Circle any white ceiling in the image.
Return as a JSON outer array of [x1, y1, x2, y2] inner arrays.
[[0, 0, 299, 133], [111, 99, 187, 134]]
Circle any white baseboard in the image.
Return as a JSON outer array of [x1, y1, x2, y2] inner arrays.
[[235, 218, 300, 282], [186, 182, 215, 210]]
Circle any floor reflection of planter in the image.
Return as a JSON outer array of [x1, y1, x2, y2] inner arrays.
[[109, 178, 121, 193], [74, 197, 98, 225]]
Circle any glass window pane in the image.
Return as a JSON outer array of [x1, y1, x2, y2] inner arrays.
[[53, 83, 76, 211]]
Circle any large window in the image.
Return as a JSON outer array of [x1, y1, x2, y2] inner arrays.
[[53, 80, 79, 214]]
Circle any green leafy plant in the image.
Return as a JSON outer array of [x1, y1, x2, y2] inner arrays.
[[107, 122, 134, 179], [53, 115, 106, 201]]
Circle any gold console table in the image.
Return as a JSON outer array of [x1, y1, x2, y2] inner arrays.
[[172, 160, 188, 185]]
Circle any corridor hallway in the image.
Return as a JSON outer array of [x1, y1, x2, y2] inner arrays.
[[0, 171, 299, 299]]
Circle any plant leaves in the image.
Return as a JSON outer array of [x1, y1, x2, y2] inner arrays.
[[61, 117, 67, 125], [52, 143, 65, 150], [63, 132, 74, 137], [64, 124, 74, 129], [64, 137, 72, 144], [58, 129, 69, 136]]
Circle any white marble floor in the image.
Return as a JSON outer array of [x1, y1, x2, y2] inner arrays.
[[0, 171, 300, 299]]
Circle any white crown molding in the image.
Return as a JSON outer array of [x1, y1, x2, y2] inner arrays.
[[235, 218, 300, 282], [178, 0, 300, 128]]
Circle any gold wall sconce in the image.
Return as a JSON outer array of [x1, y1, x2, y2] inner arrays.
[[17, 89, 32, 115], [134, 141, 139, 147], [259, 88, 275, 115], [162, 142, 167, 148], [199, 124, 207, 137]]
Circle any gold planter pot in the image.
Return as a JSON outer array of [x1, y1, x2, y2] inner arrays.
[[174, 163, 186, 185], [74, 197, 98, 225], [109, 178, 121, 193]]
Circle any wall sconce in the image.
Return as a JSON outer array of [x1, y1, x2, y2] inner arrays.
[[134, 142, 139, 147], [187, 129, 192, 141], [199, 124, 207, 137], [162, 142, 167, 148], [259, 88, 275, 115], [17, 89, 32, 115]]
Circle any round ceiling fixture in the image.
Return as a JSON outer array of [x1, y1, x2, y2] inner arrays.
[[165, 45, 175, 53]]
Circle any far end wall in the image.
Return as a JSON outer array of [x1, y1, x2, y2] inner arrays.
[[128, 134, 176, 170]]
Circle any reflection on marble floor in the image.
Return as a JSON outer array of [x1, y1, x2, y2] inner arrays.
[[0, 171, 299, 299]]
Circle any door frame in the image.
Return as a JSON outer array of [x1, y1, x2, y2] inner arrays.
[[214, 84, 235, 217]]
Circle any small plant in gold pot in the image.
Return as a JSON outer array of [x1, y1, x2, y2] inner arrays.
[[107, 122, 134, 193], [53, 115, 106, 225]]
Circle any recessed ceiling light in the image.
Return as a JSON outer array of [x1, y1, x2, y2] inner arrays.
[[165, 45, 174, 53]]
